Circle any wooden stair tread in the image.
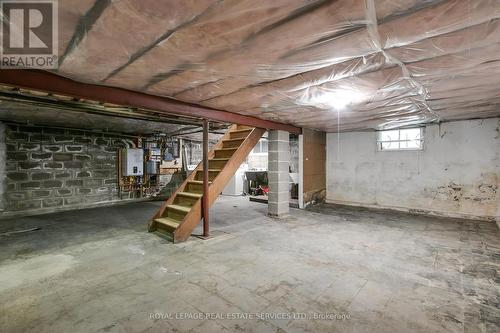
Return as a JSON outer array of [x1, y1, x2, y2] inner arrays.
[[210, 158, 230, 161], [223, 137, 246, 142], [154, 230, 174, 241], [177, 192, 202, 199], [154, 217, 180, 229], [231, 128, 253, 133], [214, 148, 237, 156], [198, 169, 222, 172], [166, 204, 191, 213], [187, 180, 212, 185]]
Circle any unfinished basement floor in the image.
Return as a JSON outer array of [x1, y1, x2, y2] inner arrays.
[[1, 196, 499, 333]]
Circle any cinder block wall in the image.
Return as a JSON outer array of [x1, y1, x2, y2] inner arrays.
[[0, 123, 6, 211], [1, 123, 136, 216]]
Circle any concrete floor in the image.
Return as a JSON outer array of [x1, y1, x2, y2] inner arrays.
[[0, 196, 499, 333]]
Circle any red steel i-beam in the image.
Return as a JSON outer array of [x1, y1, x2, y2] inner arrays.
[[0, 69, 302, 134]]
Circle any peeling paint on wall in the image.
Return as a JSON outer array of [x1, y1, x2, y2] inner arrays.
[[426, 173, 498, 209], [326, 118, 500, 221]]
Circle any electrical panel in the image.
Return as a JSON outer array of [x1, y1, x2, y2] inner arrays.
[[147, 148, 162, 162], [121, 148, 144, 176]]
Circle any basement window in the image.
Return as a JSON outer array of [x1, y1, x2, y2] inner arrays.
[[377, 128, 423, 151], [252, 139, 268, 154]]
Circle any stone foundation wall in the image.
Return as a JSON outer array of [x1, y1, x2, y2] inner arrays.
[[0, 123, 6, 211], [1, 123, 136, 215]]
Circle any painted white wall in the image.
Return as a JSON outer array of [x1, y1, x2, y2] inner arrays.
[[248, 152, 267, 170], [326, 118, 500, 221]]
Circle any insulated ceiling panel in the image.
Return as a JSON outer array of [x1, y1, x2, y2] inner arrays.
[[6, 0, 500, 132]]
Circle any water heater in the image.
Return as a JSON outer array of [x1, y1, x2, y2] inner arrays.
[[121, 149, 144, 176]]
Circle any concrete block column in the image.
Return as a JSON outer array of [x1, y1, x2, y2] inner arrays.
[[268, 130, 289, 218]]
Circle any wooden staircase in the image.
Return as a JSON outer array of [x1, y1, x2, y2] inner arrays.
[[148, 124, 266, 243]]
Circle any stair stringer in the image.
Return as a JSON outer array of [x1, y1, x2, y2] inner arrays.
[[173, 127, 267, 243], [147, 124, 237, 232]]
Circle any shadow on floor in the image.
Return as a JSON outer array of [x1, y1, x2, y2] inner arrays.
[[0, 195, 270, 262], [0, 201, 162, 261]]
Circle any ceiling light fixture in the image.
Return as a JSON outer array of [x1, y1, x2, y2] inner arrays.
[[328, 90, 364, 110], [297, 87, 365, 111]]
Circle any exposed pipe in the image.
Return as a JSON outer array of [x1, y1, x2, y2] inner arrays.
[[0, 120, 142, 139]]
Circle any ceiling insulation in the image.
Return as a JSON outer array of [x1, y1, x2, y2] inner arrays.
[[8, 0, 500, 132]]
